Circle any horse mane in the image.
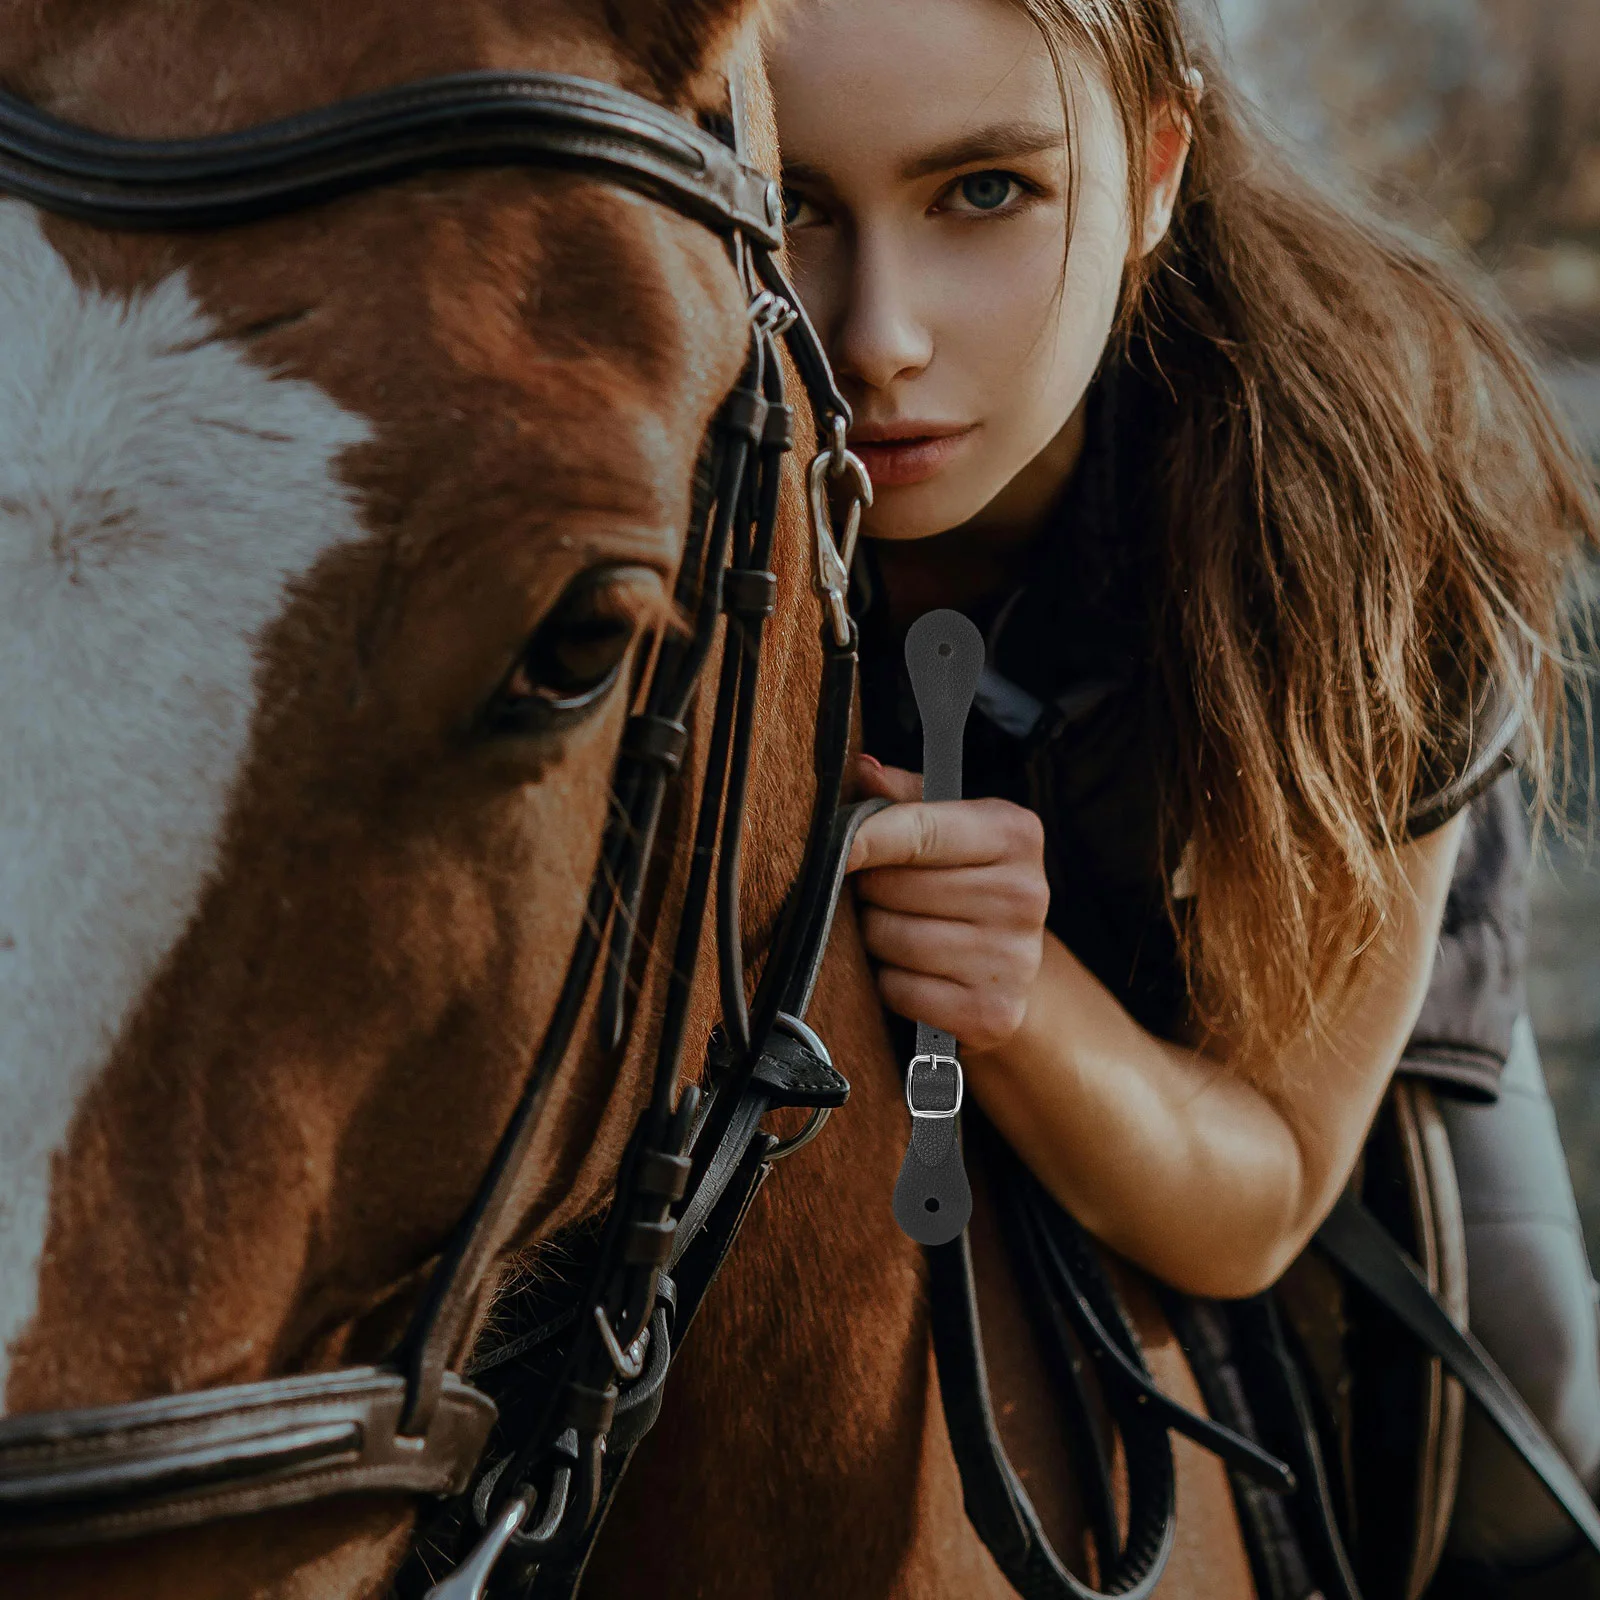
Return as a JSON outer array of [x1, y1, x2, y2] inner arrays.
[[603, 0, 780, 99]]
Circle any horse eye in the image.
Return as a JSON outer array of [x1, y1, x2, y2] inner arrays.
[[484, 568, 650, 735]]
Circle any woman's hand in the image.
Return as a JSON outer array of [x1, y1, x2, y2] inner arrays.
[[845, 755, 1050, 1052]]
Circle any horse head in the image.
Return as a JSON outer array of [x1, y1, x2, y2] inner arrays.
[[0, 1, 804, 1592]]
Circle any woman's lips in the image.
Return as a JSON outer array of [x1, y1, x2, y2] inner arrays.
[[849, 425, 977, 489]]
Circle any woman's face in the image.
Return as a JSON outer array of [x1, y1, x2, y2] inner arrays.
[[771, 0, 1174, 542]]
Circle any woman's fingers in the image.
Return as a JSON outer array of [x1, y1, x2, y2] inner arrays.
[[854, 754, 923, 804], [843, 782, 1049, 1053], [846, 794, 1043, 874], [859, 906, 1040, 990], [874, 966, 1030, 1055], [853, 860, 1050, 926]]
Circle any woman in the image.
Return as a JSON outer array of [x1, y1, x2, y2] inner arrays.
[[770, 0, 1600, 1585]]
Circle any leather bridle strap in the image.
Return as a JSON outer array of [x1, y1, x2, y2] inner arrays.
[[0, 71, 782, 243], [424, 245, 871, 1592], [394, 280, 778, 1457], [435, 801, 888, 1600], [0, 1368, 495, 1550]]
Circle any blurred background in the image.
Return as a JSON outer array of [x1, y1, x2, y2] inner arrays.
[[1210, 0, 1600, 1261]]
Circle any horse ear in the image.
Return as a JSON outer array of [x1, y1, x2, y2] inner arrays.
[[604, 0, 774, 101]]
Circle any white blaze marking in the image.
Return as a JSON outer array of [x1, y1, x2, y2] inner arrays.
[[0, 201, 372, 1408]]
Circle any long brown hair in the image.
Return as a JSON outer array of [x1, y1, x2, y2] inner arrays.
[[1015, 0, 1599, 1073]]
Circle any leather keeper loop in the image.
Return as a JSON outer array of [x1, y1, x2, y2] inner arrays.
[[821, 615, 859, 659], [719, 389, 768, 443], [562, 1381, 618, 1438], [636, 1149, 692, 1201], [624, 1216, 678, 1265], [721, 569, 777, 619], [763, 403, 795, 450], [622, 714, 689, 774]]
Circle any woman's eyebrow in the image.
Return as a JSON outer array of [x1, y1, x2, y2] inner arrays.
[[781, 160, 832, 191], [896, 120, 1064, 180], [777, 120, 1064, 195]]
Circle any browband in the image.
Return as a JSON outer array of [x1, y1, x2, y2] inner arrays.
[[0, 70, 783, 243]]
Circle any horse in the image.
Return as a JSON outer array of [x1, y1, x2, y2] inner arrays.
[[0, 1, 1259, 1596]]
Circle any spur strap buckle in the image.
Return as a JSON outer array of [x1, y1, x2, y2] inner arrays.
[[905, 1053, 963, 1120]]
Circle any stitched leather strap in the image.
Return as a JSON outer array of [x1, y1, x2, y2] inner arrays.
[[0, 71, 782, 242], [781, 797, 891, 1019], [892, 610, 982, 1245], [0, 1367, 495, 1550]]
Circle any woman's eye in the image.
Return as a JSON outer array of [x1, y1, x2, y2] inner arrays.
[[781, 187, 825, 230], [944, 171, 1026, 214], [484, 568, 651, 736]]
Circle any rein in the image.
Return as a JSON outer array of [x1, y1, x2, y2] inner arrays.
[[0, 67, 873, 1598]]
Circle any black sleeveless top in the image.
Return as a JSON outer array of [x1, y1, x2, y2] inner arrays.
[[854, 364, 1526, 1096]]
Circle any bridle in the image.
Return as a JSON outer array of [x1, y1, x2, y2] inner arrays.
[[0, 64, 875, 1598]]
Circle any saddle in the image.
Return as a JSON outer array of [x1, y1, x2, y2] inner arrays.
[[1165, 777, 1600, 1600]]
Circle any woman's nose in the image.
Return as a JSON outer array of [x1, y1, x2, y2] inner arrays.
[[831, 227, 933, 393]]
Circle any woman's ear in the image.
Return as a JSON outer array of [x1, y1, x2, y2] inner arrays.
[[1136, 72, 1200, 258], [605, 0, 774, 101]]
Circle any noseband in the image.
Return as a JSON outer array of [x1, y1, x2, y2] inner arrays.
[[0, 68, 875, 1597]]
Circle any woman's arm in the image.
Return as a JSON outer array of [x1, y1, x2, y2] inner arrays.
[[846, 757, 1467, 1299]]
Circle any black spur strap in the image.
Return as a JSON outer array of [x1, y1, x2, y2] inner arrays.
[[875, 607, 1290, 1594], [892, 609, 982, 1246]]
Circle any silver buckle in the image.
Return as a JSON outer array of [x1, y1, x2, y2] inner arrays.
[[905, 1054, 963, 1119]]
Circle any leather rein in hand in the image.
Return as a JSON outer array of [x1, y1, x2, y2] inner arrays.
[[0, 67, 876, 1598]]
